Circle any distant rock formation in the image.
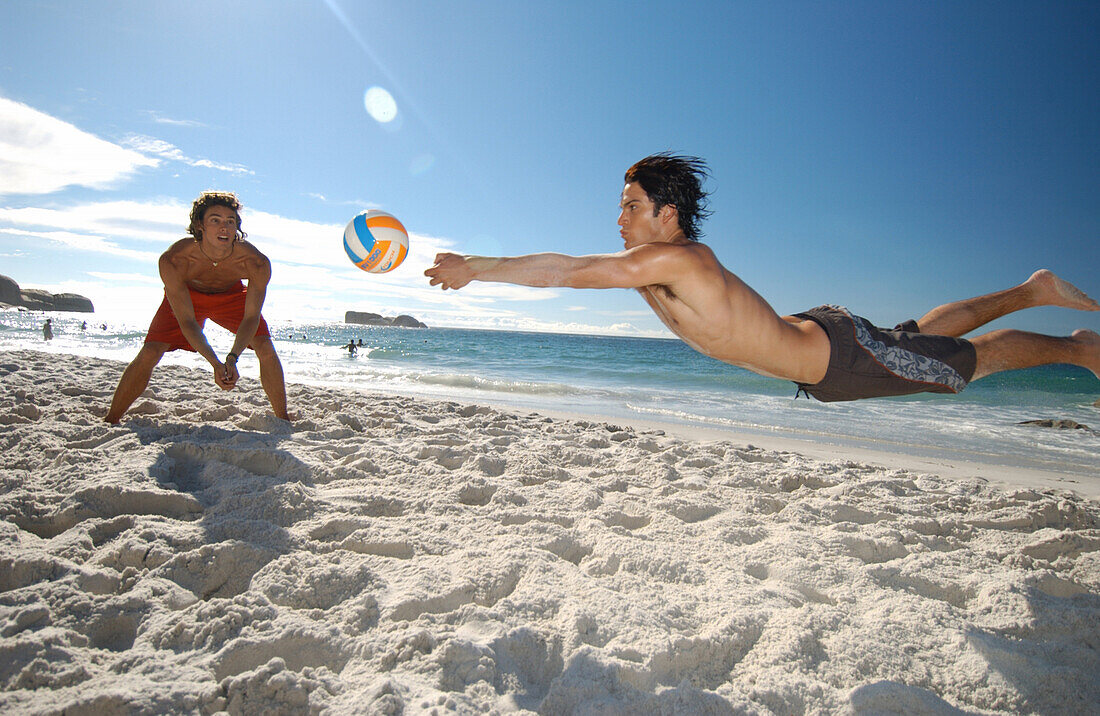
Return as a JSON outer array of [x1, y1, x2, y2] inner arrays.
[[345, 311, 427, 328], [0, 274, 94, 313], [0, 275, 20, 306]]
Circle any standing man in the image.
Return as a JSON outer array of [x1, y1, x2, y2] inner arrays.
[[105, 191, 289, 423], [42, 318, 52, 341], [425, 153, 1099, 401]]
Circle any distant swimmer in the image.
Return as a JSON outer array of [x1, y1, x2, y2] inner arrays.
[[346, 340, 357, 355], [105, 191, 289, 423], [42, 318, 52, 341], [427, 153, 1100, 402]]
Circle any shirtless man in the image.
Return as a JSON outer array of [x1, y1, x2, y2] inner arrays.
[[105, 191, 289, 423], [425, 153, 1100, 402]]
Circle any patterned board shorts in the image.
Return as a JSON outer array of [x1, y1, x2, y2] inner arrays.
[[793, 305, 977, 402]]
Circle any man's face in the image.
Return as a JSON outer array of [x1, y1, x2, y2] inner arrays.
[[617, 182, 667, 248], [200, 205, 239, 247]]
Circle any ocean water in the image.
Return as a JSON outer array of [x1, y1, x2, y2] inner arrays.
[[4, 309, 1098, 477]]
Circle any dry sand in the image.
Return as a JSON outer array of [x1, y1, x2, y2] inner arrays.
[[1, 349, 1098, 714]]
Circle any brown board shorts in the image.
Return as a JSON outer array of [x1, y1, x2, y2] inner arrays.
[[793, 305, 977, 402]]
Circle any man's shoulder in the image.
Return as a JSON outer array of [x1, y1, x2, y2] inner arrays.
[[238, 241, 271, 272], [236, 240, 271, 264], [160, 238, 199, 270], [162, 237, 197, 257], [628, 240, 717, 268]]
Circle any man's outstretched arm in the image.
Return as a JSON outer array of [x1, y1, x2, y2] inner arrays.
[[425, 245, 691, 291]]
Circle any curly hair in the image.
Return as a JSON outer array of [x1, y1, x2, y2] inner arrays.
[[624, 153, 711, 241], [188, 191, 247, 241]]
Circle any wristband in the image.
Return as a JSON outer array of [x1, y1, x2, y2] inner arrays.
[[226, 352, 239, 363]]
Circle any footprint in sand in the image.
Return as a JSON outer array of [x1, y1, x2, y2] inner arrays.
[[538, 533, 594, 565], [417, 445, 470, 471], [152, 541, 275, 600], [456, 480, 498, 506], [213, 633, 351, 681], [601, 510, 652, 531], [660, 500, 723, 524], [340, 533, 417, 560], [388, 564, 523, 622], [11, 487, 202, 539], [252, 552, 382, 609]]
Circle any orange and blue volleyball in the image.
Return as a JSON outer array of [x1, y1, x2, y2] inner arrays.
[[343, 210, 409, 274]]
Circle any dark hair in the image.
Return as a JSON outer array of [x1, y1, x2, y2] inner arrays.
[[624, 153, 711, 240], [188, 191, 247, 241]]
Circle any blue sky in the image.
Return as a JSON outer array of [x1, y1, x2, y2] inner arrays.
[[1, 1, 1097, 337]]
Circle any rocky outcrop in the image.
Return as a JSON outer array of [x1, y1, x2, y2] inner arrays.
[[1018, 419, 1094, 433], [0, 275, 20, 305], [345, 310, 426, 328], [0, 275, 94, 313], [391, 314, 427, 328]]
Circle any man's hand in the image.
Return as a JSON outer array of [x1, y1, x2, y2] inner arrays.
[[425, 253, 475, 290], [215, 356, 239, 390]]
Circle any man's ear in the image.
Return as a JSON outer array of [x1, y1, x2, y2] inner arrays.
[[660, 204, 678, 226]]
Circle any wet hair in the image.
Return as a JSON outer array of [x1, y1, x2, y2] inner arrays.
[[624, 153, 711, 240], [188, 191, 247, 241]]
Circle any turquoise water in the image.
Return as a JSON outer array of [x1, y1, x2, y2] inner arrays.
[[4, 309, 1098, 477]]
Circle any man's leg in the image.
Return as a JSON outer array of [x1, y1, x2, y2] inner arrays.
[[970, 329, 1100, 381], [252, 336, 289, 420], [917, 269, 1099, 338], [104, 342, 169, 423]]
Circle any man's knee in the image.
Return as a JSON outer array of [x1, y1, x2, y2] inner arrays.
[[252, 336, 279, 361], [134, 342, 169, 369]]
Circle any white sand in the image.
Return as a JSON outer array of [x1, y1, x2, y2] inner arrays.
[[1, 349, 1098, 715]]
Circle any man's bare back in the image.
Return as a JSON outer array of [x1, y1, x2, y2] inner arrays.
[[627, 241, 830, 384]]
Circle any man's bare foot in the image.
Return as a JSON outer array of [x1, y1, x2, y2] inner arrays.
[[1026, 269, 1100, 311], [1071, 329, 1100, 380]]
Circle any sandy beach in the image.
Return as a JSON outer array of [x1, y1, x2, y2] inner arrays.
[[2, 348, 1098, 714]]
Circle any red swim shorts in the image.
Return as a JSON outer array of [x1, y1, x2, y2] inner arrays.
[[145, 281, 271, 352]]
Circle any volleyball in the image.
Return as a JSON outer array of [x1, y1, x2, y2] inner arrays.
[[343, 210, 409, 273]]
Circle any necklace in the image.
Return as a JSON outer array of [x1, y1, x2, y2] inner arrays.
[[197, 239, 233, 267]]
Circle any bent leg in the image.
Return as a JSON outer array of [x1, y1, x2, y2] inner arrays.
[[970, 329, 1100, 381], [104, 342, 169, 423], [917, 270, 1099, 338], [252, 336, 289, 420]]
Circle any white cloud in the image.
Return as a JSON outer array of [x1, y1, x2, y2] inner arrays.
[[0, 96, 160, 196], [143, 111, 206, 128], [306, 192, 379, 208], [0, 199, 187, 244], [122, 135, 253, 175], [86, 271, 162, 284], [0, 227, 160, 263]]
